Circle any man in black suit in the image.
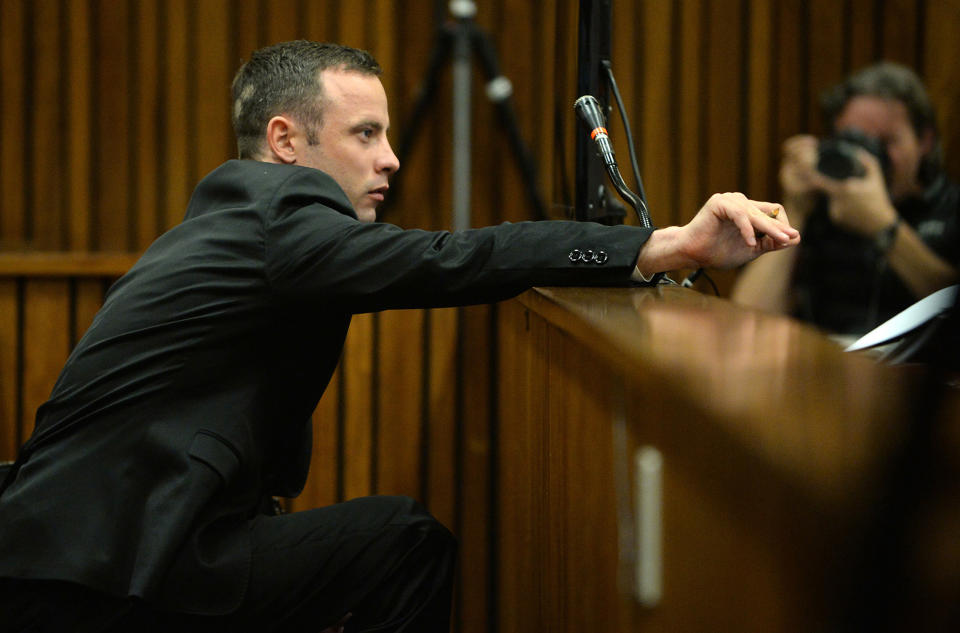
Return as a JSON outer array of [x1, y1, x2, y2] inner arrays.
[[0, 41, 798, 632]]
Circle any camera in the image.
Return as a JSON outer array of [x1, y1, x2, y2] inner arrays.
[[816, 128, 889, 180]]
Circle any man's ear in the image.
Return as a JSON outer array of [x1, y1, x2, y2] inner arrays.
[[265, 115, 297, 164]]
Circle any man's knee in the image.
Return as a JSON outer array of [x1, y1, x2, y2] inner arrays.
[[375, 495, 457, 559]]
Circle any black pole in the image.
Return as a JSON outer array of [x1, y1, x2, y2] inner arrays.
[[575, 0, 620, 224]]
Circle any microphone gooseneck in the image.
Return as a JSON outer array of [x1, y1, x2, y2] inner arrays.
[[573, 94, 653, 229]]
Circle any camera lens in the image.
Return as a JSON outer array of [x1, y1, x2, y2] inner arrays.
[[816, 128, 889, 180], [817, 139, 864, 179]]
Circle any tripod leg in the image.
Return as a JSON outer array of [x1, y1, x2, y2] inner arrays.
[[395, 27, 455, 167], [468, 25, 549, 221]]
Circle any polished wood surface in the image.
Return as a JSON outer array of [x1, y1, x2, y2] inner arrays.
[[497, 285, 923, 632], [522, 285, 912, 508]]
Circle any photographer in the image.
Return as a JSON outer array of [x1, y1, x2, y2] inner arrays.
[[732, 62, 959, 336]]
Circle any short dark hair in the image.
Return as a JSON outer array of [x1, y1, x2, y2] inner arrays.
[[821, 61, 942, 182], [231, 40, 382, 159]]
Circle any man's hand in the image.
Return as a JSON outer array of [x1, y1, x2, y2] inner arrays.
[[635, 192, 800, 275], [814, 148, 898, 237]]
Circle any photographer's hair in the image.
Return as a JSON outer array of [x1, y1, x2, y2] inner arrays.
[[231, 40, 382, 159], [821, 61, 942, 184]]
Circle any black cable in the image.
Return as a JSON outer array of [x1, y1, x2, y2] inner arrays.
[[602, 60, 649, 210], [702, 270, 719, 295]]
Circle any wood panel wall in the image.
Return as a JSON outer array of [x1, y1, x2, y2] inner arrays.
[[2, 1, 959, 632]]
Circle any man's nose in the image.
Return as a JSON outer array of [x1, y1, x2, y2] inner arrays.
[[379, 141, 400, 175]]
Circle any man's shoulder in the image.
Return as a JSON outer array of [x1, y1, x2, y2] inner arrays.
[[197, 160, 344, 199], [186, 160, 352, 220]]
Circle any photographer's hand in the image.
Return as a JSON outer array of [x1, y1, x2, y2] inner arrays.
[[779, 135, 820, 227], [816, 148, 897, 237]]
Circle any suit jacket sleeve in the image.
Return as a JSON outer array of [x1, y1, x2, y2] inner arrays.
[[264, 169, 654, 313]]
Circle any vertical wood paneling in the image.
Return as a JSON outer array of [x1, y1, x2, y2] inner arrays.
[[543, 327, 569, 633], [66, 0, 92, 251], [746, 0, 774, 198], [0, 281, 18, 460], [375, 309, 425, 496], [553, 0, 580, 219], [849, 0, 878, 70], [0, 0, 955, 247], [426, 307, 458, 527], [195, 0, 233, 183], [496, 301, 550, 633], [808, 0, 847, 134], [638, 1, 674, 225], [773, 0, 808, 146], [882, 0, 920, 65], [31, 0, 64, 250], [271, 0, 307, 45], [72, 279, 105, 346], [457, 304, 493, 633], [677, 0, 704, 224], [0, 0, 26, 246], [290, 369, 340, 511], [134, 0, 161, 250], [703, 0, 744, 198], [233, 1, 261, 62], [534, 0, 560, 216], [342, 312, 375, 499], [162, 0, 192, 231], [369, 0, 398, 115], [21, 280, 70, 439], [925, 0, 960, 179], [337, 0, 366, 48], [549, 332, 619, 633], [93, 0, 131, 251]]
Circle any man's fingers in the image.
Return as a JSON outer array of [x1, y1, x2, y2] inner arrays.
[[751, 201, 798, 236], [711, 193, 760, 246], [706, 193, 800, 250]]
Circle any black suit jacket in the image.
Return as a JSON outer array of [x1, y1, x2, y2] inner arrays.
[[0, 160, 652, 614]]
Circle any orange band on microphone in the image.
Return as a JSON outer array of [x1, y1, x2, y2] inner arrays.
[[590, 127, 608, 140]]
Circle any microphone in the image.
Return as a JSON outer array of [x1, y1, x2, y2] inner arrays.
[[573, 95, 617, 168], [574, 94, 654, 229]]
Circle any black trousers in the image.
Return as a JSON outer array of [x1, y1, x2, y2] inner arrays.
[[0, 496, 456, 633]]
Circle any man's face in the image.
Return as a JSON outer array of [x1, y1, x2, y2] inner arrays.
[[295, 69, 400, 222], [834, 95, 931, 200]]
